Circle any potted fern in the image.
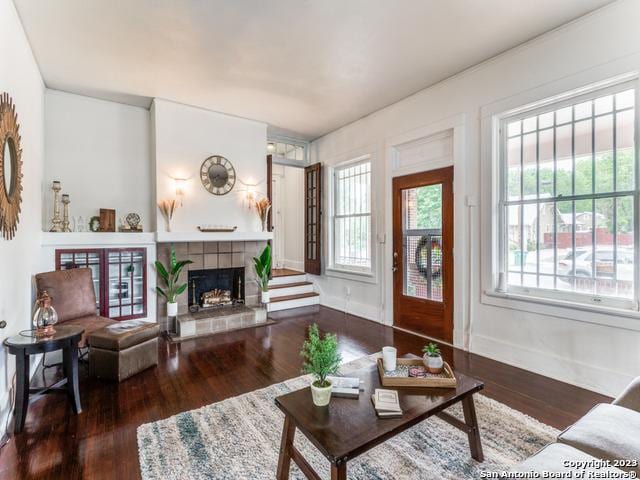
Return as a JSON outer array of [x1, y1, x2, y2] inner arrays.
[[422, 342, 444, 374], [253, 243, 272, 304], [155, 245, 192, 318], [300, 324, 342, 406]]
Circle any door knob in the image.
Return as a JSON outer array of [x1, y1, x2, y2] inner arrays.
[[392, 252, 398, 272]]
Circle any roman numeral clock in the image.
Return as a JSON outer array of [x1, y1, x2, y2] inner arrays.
[[200, 155, 236, 195]]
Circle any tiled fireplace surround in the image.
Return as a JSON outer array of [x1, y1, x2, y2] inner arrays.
[[156, 240, 267, 331]]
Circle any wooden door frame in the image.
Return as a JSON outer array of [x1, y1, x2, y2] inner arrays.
[[304, 163, 322, 275], [392, 166, 454, 343]]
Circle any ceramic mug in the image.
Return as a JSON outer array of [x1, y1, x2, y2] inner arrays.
[[382, 346, 397, 371]]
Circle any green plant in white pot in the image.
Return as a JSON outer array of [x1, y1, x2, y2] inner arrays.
[[253, 243, 272, 304], [422, 342, 444, 374], [300, 324, 342, 406], [155, 246, 192, 318]]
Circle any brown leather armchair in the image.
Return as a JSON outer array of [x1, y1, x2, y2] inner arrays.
[[35, 268, 116, 347]]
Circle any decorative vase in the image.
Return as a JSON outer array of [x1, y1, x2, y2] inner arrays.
[[423, 354, 444, 374], [167, 301, 178, 317], [261, 290, 270, 304], [32, 291, 58, 337], [310, 381, 332, 407]]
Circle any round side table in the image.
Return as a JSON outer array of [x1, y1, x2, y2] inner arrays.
[[3, 325, 84, 433]]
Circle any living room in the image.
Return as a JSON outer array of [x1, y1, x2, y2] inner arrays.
[[0, 0, 639, 479]]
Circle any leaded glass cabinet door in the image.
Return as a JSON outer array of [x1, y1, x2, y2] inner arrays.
[[305, 162, 322, 275], [392, 167, 454, 343], [106, 248, 147, 320]]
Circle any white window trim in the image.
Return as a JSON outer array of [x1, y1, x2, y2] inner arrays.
[[326, 154, 377, 283], [489, 74, 640, 315]]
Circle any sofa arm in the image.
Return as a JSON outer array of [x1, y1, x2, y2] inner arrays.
[[613, 377, 640, 412]]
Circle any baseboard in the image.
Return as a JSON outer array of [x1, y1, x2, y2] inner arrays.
[[320, 294, 383, 323], [471, 334, 632, 397]]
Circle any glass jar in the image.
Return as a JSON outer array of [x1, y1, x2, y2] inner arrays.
[[32, 291, 58, 337]]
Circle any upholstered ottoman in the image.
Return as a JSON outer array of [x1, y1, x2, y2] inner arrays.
[[88, 320, 159, 382]]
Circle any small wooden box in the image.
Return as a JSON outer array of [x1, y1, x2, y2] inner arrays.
[[99, 208, 116, 232], [377, 357, 457, 388]]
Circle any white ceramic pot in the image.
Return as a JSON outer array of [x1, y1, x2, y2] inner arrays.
[[261, 290, 270, 304], [167, 301, 178, 317], [423, 354, 444, 374], [310, 381, 332, 407]]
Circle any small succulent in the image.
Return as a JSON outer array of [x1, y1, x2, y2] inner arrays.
[[422, 342, 441, 358]]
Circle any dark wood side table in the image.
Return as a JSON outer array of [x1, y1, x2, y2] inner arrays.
[[3, 325, 84, 433], [275, 357, 484, 480]]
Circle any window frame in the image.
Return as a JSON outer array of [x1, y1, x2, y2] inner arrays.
[[494, 79, 640, 312], [327, 154, 375, 279]]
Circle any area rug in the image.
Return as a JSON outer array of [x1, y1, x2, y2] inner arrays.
[[137, 355, 558, 479]]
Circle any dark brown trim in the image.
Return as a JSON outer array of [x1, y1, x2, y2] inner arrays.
[[267, 154, 273, 232]]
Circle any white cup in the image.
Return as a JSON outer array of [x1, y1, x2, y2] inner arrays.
[[382, 346, 397, 371]]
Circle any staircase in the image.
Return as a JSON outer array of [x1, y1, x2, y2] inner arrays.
[[268, 269, 320, 312]]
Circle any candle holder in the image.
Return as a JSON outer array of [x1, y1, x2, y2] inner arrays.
[[49, 181, 63, 232], [61, 194, 71, 232]]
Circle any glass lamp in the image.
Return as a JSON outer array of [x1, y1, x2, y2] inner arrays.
[[32, 291, 58, 337]]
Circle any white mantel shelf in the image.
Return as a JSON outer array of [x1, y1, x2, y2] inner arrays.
[[155, 231, 274, 243], [41, 232, 156, 246]]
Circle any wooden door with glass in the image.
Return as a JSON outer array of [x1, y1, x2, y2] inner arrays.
[[392, 167, 453, 342]]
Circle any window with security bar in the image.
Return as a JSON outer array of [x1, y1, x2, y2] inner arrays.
[[332, 159, 372, 272], [499, 81, 638, 310], [403, 184, 443, 301]]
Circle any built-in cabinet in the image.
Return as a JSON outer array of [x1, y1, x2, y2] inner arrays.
[[55, 248, 147, 321]]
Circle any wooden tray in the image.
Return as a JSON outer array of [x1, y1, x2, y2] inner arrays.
[[377, 357, 457, 388]]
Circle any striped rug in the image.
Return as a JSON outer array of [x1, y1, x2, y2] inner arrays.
[[137, 355, 557, 479]]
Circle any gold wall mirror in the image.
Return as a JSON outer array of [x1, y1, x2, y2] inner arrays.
[[0, 93, 23, 240]]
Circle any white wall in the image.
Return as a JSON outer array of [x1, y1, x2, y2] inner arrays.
[[44, 90, 152, 231], [0, 0, 45, 427], [310, 0, 640, 396], [152, 99, 268, 233]]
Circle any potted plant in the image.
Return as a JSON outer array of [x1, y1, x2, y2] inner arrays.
[[253, 243, 272, 304], [155, 245, 192, 319], [300, 324, 342, 407], [422, 342, 444, 374]]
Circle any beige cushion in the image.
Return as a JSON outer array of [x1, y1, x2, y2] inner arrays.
[[614, 376, 640, 413], [558, 403, 640, 474], [511, 443, 625, 475]]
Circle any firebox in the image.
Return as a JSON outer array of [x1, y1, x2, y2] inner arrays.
[[187, 267, 245, 312]]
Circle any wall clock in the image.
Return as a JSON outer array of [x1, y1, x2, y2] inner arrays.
[[200, 155, 235, 195], [0, 93, 23, 240]]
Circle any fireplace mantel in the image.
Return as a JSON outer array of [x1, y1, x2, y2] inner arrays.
[[155, 231, 273, 243]]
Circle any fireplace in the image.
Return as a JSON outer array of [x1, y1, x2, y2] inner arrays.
[[187, 267, 245, 312]]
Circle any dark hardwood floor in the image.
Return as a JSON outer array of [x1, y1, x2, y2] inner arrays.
[[0, 306, 610, 479]]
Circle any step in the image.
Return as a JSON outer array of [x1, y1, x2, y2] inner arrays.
[[269, 273, 307, 286], [269, 281, 314, 297], [267, 292, 320, 312]]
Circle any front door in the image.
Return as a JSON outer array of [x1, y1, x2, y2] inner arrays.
[[392, 167, 453, 343]]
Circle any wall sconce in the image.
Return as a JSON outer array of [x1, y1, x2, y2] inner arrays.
[[246, 184, 256, 203], [174, 178, 187, 206], [267, 142, 275, 153]]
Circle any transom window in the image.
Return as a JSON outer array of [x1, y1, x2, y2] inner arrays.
[[499, 81, 638, 309], [332, 158, 372, 273]]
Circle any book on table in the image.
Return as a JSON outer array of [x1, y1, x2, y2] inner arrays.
[[327, 376, 363, 398], [371, 388, 403, 418]]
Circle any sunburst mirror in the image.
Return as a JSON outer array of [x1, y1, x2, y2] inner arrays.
[[0, 93, 23, 240]]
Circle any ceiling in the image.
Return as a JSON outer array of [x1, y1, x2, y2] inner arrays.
[[14, 0, 614, 140]]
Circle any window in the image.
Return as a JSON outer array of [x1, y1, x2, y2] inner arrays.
[[498, 81, 637, 310], [267, 138, 307, 162], [331, 158, 372, 273]]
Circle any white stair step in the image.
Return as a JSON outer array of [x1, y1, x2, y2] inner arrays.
[[269, 282, 314, 297], [269, 274, 307, 286], [267, 292, 320, 312]]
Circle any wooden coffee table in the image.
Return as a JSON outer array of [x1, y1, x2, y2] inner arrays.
[[274, 357, 484, 480]]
